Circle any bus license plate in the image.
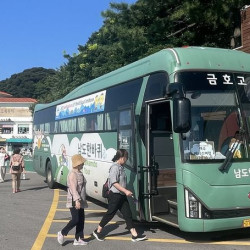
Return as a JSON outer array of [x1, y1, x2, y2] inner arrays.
[[243, 219, 250, 227]]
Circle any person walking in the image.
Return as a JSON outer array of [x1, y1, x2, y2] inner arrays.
[[9, 148, 25, 193], [93, 149, 147, 242], [57, 154, 88, 246], [0, 147, 8, 183]]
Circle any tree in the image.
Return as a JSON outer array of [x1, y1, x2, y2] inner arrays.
[[62, 0, 248, 95], [0, 67, 56, 99], [1, 0, 249, 103]]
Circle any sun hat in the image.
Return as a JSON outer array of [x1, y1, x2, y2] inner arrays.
[[72, 154, 86, 168]]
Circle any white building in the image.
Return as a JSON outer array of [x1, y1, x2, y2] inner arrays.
[[0, 91, 37, 154]]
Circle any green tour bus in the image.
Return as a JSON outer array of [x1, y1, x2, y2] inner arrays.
[[33, 46, 250, 232]]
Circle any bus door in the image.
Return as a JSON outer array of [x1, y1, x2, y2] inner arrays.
[[146, 100, 178, 227], [117, 105, 136, 166], [117, 105, 141, 219]]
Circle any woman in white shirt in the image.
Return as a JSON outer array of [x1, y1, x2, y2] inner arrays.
[[0, 147, 7, 183]]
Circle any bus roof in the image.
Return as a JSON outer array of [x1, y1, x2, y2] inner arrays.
[[35, 47, 250, 112]]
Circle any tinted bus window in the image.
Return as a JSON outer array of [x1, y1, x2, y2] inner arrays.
[[105, 111, 118, 130], [140, 72, 169, 143], [105, 78, 143, 112], [33, 106, 56, 125], [144, 72, 169, 101]]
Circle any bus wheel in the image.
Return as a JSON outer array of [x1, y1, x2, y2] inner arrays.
[[46, 161, 57, 189]]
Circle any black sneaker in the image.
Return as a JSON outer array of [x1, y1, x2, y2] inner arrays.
[[131, 235, 147, 242], [93, 229, 105, 241]]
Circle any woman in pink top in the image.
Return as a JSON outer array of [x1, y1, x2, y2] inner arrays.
[[57, 154, 88, 246], [9, 148, 25, 193]]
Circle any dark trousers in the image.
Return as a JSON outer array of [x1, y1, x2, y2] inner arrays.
[[61, 207, 85, 240], [99, 191, 134, 230]]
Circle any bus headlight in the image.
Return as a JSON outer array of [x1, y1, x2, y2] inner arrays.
[[185, 189, 202, 218]]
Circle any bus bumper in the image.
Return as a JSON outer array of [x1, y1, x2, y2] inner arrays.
[[204, 217, 248, 232], [179, 216, 249, 232]]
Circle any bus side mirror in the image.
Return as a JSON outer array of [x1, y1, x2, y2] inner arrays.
[[173, 97, 191, 133]]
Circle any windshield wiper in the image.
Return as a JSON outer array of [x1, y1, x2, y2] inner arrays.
[[218, 130, 243, 172]]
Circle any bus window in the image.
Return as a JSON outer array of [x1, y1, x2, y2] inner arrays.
[[86, 114, 104, 131], [54, 121, 59, 133], [143, 72, 168, 101], [77, 117, 87, 131], [181, 92, 246, 161], [150, 103, 172, 132], [96, 114, 104, 130], [59, 118, 77, 133], [237, 74, 250, 134], [78, 114, 104, 132], [119, 110, 131, 126], [44, 123, 50, 134], [105, 111, 117, 130], [33, 106, 56, 125], [105, 78, 142, 112], [40, 124, 44, 132], [118, 108, 135, 168]]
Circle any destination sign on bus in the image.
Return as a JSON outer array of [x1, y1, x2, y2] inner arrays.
[[206, 74, 246, 86], [55, 90, 106, 120], [175, 72, 249, 91]]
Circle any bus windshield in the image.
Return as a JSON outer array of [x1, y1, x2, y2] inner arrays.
[[175, 71, 250, 161]]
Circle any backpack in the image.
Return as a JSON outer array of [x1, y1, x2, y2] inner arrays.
[[102, 178, 110, 198], [12, 157, 21, 171]]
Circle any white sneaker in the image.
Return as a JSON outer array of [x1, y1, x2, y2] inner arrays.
[[131, 235, 147, 242], [93, 229, 104, 241], [57, 231, 64, 245], [73, 239, 88, 245]]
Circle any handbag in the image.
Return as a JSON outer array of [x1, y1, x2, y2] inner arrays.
[[102, 178, 110, 198], [72, 197, 76, 207], [69, 189, 77, 207]]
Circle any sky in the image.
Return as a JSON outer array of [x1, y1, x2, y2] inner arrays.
[[0, 0, 136, 80]]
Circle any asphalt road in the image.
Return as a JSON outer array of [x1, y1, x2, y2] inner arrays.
[[1, 172, 250, 250]]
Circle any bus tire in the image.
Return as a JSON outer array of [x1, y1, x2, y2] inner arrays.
[[46, 161, 57, 189]]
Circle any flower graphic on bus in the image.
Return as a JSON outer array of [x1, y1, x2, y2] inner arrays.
[[59, 144, 68, 166]]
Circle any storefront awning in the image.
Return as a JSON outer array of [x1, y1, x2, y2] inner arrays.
[[7, 138, 32, 143]]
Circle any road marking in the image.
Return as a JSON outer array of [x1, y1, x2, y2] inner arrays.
[[31, 189, 59, 250], [58, 200, 92, 204], [52, 219, 119, 224], [45, 233, 250, 245], [32, 188, 250, 247], [56, 208, 106, 212]]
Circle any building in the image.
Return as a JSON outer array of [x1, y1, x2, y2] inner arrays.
[[235, 5, 250, 53], [0, 91, 12, 98], [0, 93, 37, 155]]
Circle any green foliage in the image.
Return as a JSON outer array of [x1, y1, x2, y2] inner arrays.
[[0, 67, 56, 100], [59, 0, 247, 94], [0, 0, 248, 104]]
